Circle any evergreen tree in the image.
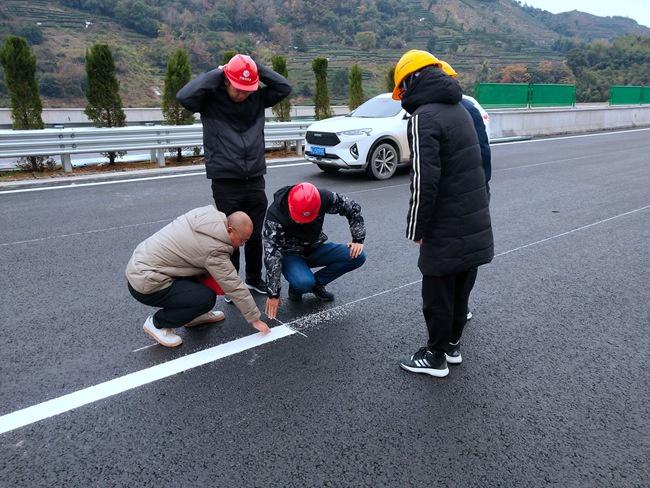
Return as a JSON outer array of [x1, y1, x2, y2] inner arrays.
[[312, 57, 332, 120], [84, 43, 126, 164], [0, 36, 44, 130], [162, 49, 194, 160], [271, 55, 291, 121], [386, 66, 395, 92], [0, 36, 49, 171], [221, 51, 236, 65], [349, 64, 363, 110]]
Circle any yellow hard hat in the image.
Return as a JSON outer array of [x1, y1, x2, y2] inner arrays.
[[392, 49, 441, 100], [439, 60, 458, 78]]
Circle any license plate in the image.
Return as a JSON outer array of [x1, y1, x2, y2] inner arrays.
[[311, 146, 325, 157]]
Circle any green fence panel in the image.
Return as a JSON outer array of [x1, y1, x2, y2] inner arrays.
[[475, 83, 529, 109], [530, 84, 575, 107], [642, 87, 650, 105], [610, 86, 643, 105]]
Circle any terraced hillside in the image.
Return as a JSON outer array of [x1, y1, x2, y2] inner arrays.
[[0, 0, 647, 107]]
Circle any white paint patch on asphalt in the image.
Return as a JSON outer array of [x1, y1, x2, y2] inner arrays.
[[1, 203, 648, 435]]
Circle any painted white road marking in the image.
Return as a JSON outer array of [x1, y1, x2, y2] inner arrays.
[[0, 326, 295, 435]]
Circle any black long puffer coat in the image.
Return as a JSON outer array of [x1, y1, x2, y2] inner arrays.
[[401, 66, 493, 276]]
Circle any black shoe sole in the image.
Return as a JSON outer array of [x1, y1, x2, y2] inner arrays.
[[399, 363, 449, 377]]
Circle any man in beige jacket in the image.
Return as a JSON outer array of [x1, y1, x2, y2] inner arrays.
[[126, 206, 270, 347]]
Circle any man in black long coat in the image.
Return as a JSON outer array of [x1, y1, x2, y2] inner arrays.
[[392, 50, 494, 378]]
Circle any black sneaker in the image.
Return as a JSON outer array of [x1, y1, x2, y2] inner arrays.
[[399, 347, 449, 378], [312, 284, 334, 302], [446, 341, 462, 364], [288, 287, 303, 302], [246, 279, 268, 295]]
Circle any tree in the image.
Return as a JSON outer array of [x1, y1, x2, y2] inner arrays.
[[330, 68, 349, 98], [292, 31, 307, 52], [349, 64, 363, 110], [476, 60, 490, 85], [84, 43, 126, 165], [426, 35, 437, 53], [0, 36, 44, 130], [386, 66, 395, 92], [355, 31, 377, 51], [221, 50, 236, 64], [162, 49, 195, 160], [312, 57, 332, 120], [0, 36, 49, 171], [271, 55, 291, 122]]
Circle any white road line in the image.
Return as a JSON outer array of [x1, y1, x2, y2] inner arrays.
[[0, 219, 171, 248], [0, 161, 310, 195], [1, 203, 648, 435], [495, 127, 650, 145], [494, 205, 650, 258], [0, 325, 296, 435]]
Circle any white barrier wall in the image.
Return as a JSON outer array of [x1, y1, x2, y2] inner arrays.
[[488, 105, 650, 139]]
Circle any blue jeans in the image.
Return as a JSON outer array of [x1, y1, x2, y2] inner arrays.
[[282, 242, 366, 294]]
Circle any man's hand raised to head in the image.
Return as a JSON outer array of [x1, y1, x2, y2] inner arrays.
[[347, 242, 364, 259]]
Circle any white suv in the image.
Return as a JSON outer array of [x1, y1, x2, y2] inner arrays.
[[304, 93, 489, 180]]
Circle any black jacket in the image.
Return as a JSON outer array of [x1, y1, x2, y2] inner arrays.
[[402, 67, 493, 276], [263, 186, 366, 297], [176, 64, 291, 180], [460, 98, 492, 193]]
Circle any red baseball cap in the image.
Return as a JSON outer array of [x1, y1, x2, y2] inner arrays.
[[223, 54, 259, 91], [288, 183, 321, 224]]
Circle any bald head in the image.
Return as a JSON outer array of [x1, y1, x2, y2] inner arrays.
[[226, 211, 253, 247]]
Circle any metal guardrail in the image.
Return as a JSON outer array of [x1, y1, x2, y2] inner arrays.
[[0, 121, 311, 172]]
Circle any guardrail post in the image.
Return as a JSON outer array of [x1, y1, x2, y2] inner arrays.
[[156, 149, 165, 167], [150, 150, 157, 163], [295, 139, 303, 156], [61, 154, 73, 173]]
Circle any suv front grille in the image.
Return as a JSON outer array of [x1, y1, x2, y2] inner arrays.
[[306, 131, 340, 146]]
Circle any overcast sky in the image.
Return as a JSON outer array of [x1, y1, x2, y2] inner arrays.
[[522, 0, 650, 28]]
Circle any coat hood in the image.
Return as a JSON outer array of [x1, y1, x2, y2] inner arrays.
[[401, 66, 463, 115]]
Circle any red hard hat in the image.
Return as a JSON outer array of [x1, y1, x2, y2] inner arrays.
[[288, 183, 321, 224], [223, 54, 259, 91]]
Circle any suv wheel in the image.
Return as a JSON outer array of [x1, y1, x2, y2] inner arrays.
[[365, 142, 398, 180]]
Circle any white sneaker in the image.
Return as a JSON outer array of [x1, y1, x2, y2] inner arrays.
[[142, 315, 182, 347], [183, 310, 225, 328]]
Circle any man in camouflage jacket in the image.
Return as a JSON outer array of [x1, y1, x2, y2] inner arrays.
[[262, 183, 366, 319]]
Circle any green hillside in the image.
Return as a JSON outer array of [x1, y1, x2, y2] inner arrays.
[[0, 0, 648, 107]]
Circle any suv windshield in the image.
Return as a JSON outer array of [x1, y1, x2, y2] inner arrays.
[[350, 98, 402, 118]]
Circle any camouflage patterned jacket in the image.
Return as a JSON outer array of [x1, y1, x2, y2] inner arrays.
[[263, 186, 366, 297]]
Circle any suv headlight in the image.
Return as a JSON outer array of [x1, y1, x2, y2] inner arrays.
[[337, 128, 373, 136]]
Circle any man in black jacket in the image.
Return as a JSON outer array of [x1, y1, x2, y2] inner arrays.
[[392, 50, 494, 378], [177, 54, 291, 296], [262, 182, 366, 320]]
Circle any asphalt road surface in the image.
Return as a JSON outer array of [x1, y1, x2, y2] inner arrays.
[[1, 128, 649, 487]]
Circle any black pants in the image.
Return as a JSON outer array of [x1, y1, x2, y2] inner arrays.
[[422, 270, 473, 353], [211, 177, 267, 283], [128, 279, 216, 329]]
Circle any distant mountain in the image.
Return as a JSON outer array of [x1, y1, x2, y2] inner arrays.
[[521, 5, 650, 40], [0, 0, 648, 107]]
